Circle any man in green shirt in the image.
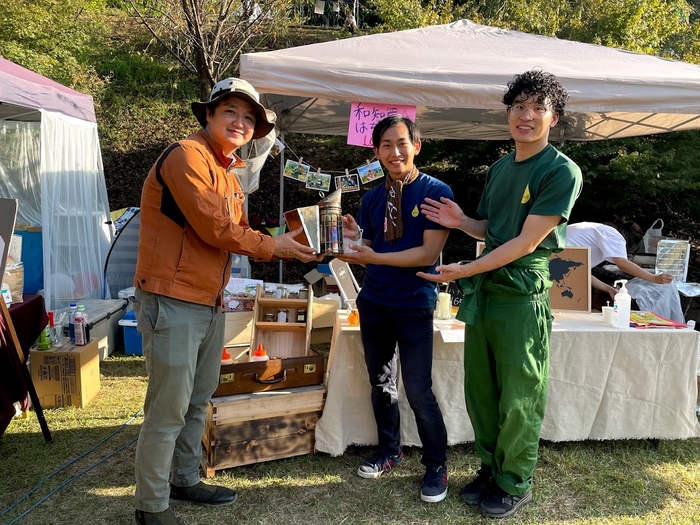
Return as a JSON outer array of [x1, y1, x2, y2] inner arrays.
[[419, 70, 582, 519]]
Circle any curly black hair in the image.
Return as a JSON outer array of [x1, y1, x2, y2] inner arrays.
[[502, 69, 569, 115]]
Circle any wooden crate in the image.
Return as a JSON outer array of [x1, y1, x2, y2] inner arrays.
[[201, 384, 326, 476]]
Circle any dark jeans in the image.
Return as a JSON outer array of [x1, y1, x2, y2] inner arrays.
[[357, 295, 448, 467]]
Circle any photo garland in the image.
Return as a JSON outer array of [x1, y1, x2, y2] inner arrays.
[[306, 169, 332, 192], [335, 173, 360, 193], [283, 159, 310, 182], [281, 151, 385, 193]]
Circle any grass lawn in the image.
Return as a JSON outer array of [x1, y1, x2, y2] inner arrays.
[[1, 352, 699, 525]]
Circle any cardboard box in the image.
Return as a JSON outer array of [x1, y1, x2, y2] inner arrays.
[[310, 327, 333, 344], [304, 265, 339, 297], [312, 298, 339, 329], [202, 385, 326, 476], [224, 311, 254, 348], [30, 338, 101, 408]]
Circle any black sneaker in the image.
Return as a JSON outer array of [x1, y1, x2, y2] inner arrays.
[[479, 485, 532, 518], [133, 509, 184, 525], [459, 467, 494, 506], [169, 481, 238, 507], [357, 451, 404, 478], [420, 465, 448, 503]]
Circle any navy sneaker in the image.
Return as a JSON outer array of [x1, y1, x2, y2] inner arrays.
[[357, 451, 404, 478], [420, 465, 448, 503], [459, 467, 494, 506], [479, 485, 532, 518]]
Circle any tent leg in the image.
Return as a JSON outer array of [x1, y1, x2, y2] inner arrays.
[[278, 131, 285, 283]]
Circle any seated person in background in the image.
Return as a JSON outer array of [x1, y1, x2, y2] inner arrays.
[[567, 221, 685, 321], [566, 221, 673, 301]]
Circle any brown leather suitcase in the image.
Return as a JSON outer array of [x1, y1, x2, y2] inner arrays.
[[213, 349, 324, 397]]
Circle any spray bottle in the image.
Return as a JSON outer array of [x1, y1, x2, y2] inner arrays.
[[613, 279, 631, 329]]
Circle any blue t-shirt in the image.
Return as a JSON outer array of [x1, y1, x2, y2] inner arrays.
[[357, 173, 453, 308]]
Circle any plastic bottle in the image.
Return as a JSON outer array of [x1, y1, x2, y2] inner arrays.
[[613, 279, 631, 329], [48, 311, 63, 347], [77, 304, 90, 342], [74, 305, 90, 346], [68, 303, 78, 342], [39, 315, 52, 350], [221, 347, 234, 366], [249, 343, 269, 362]]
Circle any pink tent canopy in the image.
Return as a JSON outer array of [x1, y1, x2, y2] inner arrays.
[[0, 57, 96, 123]]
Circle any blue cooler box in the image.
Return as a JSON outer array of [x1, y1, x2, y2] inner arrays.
[[119, 310, 142, 355]]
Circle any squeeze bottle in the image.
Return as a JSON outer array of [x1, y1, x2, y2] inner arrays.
[[221, 347, 234, 366], [613, 279, 631, 329], [249, 343, 269, 362]]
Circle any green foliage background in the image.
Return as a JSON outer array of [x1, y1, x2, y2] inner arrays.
[[3, 0, 700, 281]]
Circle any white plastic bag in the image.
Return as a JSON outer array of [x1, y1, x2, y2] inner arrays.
[[643, 218, 664, 254], [625, 277, 684, 323]]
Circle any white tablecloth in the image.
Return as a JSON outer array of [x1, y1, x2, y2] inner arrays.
[[315, 312, 700, 456]]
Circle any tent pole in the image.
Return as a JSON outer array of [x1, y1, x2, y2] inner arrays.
[[278, 130, 285, 283]]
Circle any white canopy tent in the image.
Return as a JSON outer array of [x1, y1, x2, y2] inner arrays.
[[0, 58, 113, 310], [240, 19, 700, 142]]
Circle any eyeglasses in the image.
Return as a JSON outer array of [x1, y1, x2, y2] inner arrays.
[[509, 103, 551, 118]]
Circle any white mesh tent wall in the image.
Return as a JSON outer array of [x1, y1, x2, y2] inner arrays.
[[0, 58, 113, 310]]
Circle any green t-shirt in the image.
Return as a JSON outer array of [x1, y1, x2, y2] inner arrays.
[[477, 144, 582, 252]]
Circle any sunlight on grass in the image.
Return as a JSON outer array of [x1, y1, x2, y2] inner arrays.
[[1, 353, 699, 525]]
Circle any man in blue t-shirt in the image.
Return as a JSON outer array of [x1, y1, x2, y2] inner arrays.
[[419, 70, 582, 519], [338, 115, 453, 503]]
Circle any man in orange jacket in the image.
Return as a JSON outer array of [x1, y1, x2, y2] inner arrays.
[[132, 78, 319, 525]]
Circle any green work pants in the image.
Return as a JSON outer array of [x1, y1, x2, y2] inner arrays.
[[464, 290, 551, 496]]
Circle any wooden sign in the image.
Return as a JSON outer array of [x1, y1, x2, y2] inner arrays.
[[548, 246, 591, 313]]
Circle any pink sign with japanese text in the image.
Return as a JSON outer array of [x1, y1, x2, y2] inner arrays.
[[347, 102, 417, 148]]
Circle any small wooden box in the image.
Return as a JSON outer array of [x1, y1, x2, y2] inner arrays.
[[201, 385, 326, 476]]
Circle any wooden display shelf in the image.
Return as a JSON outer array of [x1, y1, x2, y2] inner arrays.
[[251, 284, 313, 358], [254, 322, 306, 332], [257, 297, 308, 308]]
